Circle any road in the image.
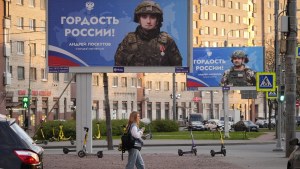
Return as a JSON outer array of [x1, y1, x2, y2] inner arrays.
[[44, 143, 287, 169]]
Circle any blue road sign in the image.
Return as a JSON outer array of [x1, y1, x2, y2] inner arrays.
[[256, 72, 276, 92]]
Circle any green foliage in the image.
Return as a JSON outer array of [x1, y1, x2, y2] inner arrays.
[[35, 120, 76, 140], [151, 119, 178, 132], [34, 119, 178, 140], [233, 121, 247, 131]]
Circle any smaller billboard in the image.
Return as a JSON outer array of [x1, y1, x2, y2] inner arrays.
[[187, 47, 264, 88]]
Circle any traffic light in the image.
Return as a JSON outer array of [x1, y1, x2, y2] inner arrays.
[[279, 86, 285, 102], [22, 97, 29, 108]]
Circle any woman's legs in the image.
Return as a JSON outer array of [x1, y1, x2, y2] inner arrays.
[[125, 148, 144, 169]]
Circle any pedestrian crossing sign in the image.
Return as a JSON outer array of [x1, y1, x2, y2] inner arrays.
[[256, 72, 276, 92], [266, 86, 278, 99]]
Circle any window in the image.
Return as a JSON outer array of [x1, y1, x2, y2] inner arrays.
[[112, 76, 118, 87], [29, 19, 36, 31], [228, 1, 232, 8], [17, 0, 24, 5], [204, 12, 209, 20], [131, 77, 137, 87], [41, 68, 47, 81], [220, 0, 225, 7], [193, 21, 197, 29], [41, 44, 45, 57], [212, 13, 217, 21], [9, 66, 13, 78], [17, 41, 24, 55], [236, 30, 240, 38], [175, 82, 178, 91], [155, 81, 161, 90], [53, 73, 59, 82], [235, 2, 240, 9], [220, 14, 225, 22], [40, 0, 46, 9], [121, 77, 127, 87], [146, 81, 152, 90], [137, 78, 142, 88], [193, 37, 198, 45], [122, 101, 127, 119], [165, 102, 170, 120], [156, 102, 161, 120], [64, 73, 74, 82], [235, 16, 240, 24], [92, 75, 99, 86], [228, 15, 233, 23], [213, 27, 218, 36], [204, 26, 210, 35], [30, 43, 36, 56], [212, 0, 217, 6], [17, 17, 24, 29], [221, 28, 225, 36], [180, 82, 186, 91], [29, 0, 35, 7], [164, 81, 169, 91], [193, 5, 197, 13], [17, 66, 25, 80], [30, 67, 37, 81], [268, 14, 272, 21]]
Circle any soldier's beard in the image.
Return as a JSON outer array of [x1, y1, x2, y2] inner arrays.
[[233, 62, 242, 67]]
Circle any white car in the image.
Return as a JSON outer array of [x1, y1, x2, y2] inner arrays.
[[205, 119, 222, 131]]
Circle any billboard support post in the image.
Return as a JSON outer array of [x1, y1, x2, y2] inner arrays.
[[172, 73, 176, 121], [223, 88, 230, 138]]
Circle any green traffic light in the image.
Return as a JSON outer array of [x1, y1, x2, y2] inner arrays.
[[279, 95, 285, 102], [22, 97, 29, 108]]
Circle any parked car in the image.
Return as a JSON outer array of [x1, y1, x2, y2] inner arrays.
[[0, 114, 44, 169], [287, 138, 300, 169], [188, 121, 206, 131], [233, 120, 259, 132], [243, 120, 259, 132], [205, 119, 222, 131]]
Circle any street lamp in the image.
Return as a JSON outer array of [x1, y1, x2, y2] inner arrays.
[[224, 28, 248, 47], [27, 43, 32, 129]]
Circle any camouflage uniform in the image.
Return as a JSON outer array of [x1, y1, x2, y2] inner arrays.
[[114, 1, 182, 66], [221, 50, 256, 86]]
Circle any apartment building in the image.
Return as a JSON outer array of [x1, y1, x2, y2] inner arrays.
[[0, 0, 5, 113], [2, 0, 300, 127]]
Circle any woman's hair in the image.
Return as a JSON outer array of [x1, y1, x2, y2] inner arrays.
[[126, 111, 140, 129]]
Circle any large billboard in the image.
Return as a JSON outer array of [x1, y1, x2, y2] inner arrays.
[[47, 0, 191, 73], [187, 47, 264, 89]]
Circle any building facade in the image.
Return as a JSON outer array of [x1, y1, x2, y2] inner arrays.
[[2, 0, 300, 128]]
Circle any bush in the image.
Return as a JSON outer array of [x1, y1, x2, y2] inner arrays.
[[233, 121, 247, 131], [151, 119, 178, 132], [34, 119, 179, 140]]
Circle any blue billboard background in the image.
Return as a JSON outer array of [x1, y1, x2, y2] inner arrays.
[[47, 0, 189, 69], [187, 47, 264, 88]]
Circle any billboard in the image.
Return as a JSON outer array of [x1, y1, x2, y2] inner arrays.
[[47, 0, 191, 73], [187, 47, 264, 89]]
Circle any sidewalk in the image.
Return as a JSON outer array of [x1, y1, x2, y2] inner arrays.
[[41, 132, 277, 149]]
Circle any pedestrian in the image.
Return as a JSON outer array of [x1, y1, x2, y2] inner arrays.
[[125, 111, 145, 169], [220, 50, 256, 86], [114, 0, 182, 66]]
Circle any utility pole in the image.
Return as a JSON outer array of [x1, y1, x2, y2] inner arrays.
[[172, 73, 176, 120], [285, 0, 297, 157], [273, 0, 283, 151]]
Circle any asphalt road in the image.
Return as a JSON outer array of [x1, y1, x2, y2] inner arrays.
[[44, 143, 287, 169]]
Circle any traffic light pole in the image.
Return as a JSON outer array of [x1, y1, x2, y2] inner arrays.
[[285, 0, 297, 157]]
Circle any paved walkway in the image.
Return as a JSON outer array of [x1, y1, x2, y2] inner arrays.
[[41, 132, 277, 149]]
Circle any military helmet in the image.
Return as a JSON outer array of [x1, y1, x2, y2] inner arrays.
[[231, 50, 249, 63], [134, 1, 163, 24]]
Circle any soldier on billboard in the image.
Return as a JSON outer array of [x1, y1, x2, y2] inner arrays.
[[220, 50, 256, 86], [114, 0, 182, 66]]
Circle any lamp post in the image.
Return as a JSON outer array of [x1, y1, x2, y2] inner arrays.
[[27, 43, 32, 128], [224, 28, 248, 47]]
